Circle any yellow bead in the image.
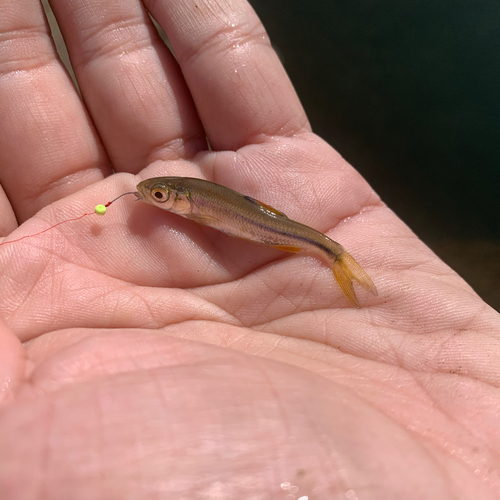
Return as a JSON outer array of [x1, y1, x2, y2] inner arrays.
[[95, 204, 107, 216]]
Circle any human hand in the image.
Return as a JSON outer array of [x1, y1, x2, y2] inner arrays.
[[1, 0, 499, 498]]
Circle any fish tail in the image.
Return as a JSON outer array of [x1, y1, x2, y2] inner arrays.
[[330, 248, 378, 308]]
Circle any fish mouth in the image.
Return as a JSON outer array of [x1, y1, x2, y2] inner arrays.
[[133, 191, 143, 201]]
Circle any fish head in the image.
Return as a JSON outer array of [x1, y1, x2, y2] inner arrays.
[[136, 177, 193, 215], [136, 177, 175, 209]]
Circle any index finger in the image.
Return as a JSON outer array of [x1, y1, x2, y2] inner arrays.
[[145, 0, 310, 151], [0, 0, 110, 223]]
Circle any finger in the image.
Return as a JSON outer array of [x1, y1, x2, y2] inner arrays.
[[0, 0, 111, 222], [0, 315, 29, 406], [144, 0, 310, 151], [0, 185, 17, 236], [48, 0, 207, 173]]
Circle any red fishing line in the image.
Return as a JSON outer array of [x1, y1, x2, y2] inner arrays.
[[0, 191, 137, 247]]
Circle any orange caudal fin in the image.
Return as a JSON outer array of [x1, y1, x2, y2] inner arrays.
[[331, 249, 378, 308]]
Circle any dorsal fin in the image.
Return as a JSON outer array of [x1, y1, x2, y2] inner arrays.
[[244, 196, 289, 219]]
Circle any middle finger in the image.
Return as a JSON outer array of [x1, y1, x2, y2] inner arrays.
[[49, 0, 206, 173]]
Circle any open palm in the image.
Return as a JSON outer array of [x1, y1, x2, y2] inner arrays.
[[1, 0, 499, 498]]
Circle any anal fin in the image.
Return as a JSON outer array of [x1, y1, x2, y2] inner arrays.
[[272, 244, 302, 253]]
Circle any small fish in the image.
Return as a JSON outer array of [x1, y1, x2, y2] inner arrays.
[[135, 177, 377, 307]]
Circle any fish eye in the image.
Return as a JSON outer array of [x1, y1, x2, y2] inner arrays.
[[151, 187, 169, 203]]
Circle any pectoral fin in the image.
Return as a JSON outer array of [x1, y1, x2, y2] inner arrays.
[[244, 196, 289, 219], [186, 213, 220, 226], [272, 244, 302, 253]]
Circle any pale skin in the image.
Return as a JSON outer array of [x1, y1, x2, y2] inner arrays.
[[0, 0, 499, 498]]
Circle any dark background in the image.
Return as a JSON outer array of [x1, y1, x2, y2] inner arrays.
[[251, 0, 500, 310]]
